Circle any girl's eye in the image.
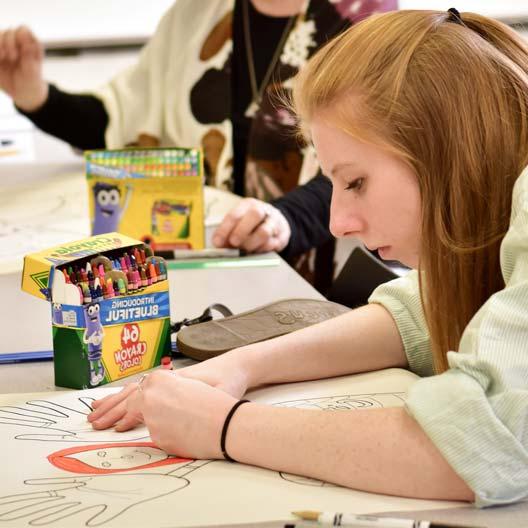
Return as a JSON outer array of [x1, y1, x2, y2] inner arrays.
[[345, 177, 364, 191]]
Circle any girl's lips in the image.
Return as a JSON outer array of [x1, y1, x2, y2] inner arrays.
[[377, 246, 391, 258]]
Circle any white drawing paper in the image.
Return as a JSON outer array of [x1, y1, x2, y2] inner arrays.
[[0, 368, 464, 527]]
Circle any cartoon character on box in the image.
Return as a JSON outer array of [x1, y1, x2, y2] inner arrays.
[[151, 200, 191, 237], [52, 303, 63, 325], [92, 183, 131, 235], [83, 303, 105, 386]]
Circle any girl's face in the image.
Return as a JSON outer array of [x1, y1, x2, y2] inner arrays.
[[311, 115, 422, 268]]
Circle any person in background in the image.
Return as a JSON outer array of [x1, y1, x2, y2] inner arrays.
[[87, 9, 528, 506], [0, 0, 397, 291]]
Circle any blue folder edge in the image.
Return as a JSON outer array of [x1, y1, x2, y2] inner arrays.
[[0, 350, 54, 364]]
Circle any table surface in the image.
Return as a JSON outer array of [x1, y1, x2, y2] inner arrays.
[[0, 257, 323, 393]]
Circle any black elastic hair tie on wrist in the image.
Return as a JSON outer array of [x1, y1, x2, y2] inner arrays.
[[221, 399, 250, 463]]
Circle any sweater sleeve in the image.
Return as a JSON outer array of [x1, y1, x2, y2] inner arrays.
[[272, 172, 334, 259], [368, 270, 434, 377], [91, 1, 184, 148], [16, 84, 107, 150], [369, 167, 528, 507]]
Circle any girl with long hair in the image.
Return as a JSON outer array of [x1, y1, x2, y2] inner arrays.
[[88, 9, 528, 507]]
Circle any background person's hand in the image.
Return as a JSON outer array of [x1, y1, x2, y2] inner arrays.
[[0, 26, 48, 111], [212, 198, 291, 253]]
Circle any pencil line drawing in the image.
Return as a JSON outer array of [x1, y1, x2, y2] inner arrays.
[[0, 448, 211, 527], [0, 389, 409, 526], [0, 397, 149, 442], [272, 392, 406, 410]]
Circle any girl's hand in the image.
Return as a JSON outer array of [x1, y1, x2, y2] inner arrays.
[[126, 370, 241, 459], [176, 352, 251, 399], [87, 351, 251, 431], [88, 383, 142, 431]]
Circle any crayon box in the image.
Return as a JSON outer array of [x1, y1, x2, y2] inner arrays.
[[85, 147, 205, 251], [22, 233, 172, 389]]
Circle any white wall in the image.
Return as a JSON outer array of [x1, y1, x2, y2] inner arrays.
[[0, 0, 174, 48], [399, 1, 528, 21]]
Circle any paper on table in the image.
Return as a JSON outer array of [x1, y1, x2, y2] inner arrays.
[[0, 170, 90, 274], [0, 178, 242, 275], [0, 369, 464, 527]]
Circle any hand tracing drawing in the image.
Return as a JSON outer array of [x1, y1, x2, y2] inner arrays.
[[0, 397, 149, 442], [0, 371, 456, 527]]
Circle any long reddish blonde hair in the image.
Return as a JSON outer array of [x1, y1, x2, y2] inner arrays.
[[292, 10, 528, 371]]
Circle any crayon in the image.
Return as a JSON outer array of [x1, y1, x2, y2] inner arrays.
[[105, 278, 115, 299], [117, 277, 127, 295], [148, 263, 157, 283], [82, 284, 92, 304], [101, 279, 108, 298], [140, 266, 148, 287], [133, 269, 141, 290], [154, 259, 161, 279], [94, 285, 104, 302], [161, 356, 173, 370]]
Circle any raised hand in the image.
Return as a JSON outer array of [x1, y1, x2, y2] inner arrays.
[[212, 198, 291, 253], [0, 396, 149, 442], [0, 26, 48, 111]]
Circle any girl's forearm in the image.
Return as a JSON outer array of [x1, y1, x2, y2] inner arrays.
[[227, 403, 474, 501], [230, 303, 408, 389]]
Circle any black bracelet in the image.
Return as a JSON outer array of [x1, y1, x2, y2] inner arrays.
[[220, 399, 250, 463]]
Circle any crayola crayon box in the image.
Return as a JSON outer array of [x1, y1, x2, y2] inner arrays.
[[85, 147, 205, 251], [22, 233, 172, 389]]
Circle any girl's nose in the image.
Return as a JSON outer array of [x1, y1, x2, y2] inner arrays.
[[329, 192, 364, 238]]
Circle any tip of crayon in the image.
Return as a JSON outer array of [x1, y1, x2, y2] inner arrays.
[[292, 512, 319, 521]]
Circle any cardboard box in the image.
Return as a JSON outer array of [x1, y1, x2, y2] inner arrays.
[[22, 233, 171, 389], [85, 147, 205, 251]]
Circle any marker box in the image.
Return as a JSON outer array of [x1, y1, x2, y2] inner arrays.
[[85, 147, 205, 251], [22, 233, 171, 389]]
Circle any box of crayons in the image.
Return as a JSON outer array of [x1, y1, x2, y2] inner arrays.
[[21, 233, 171, 389], [85, 147, 205, 251]]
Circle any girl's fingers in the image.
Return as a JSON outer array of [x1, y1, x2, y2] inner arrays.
[[88, 384, 137, 421]]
